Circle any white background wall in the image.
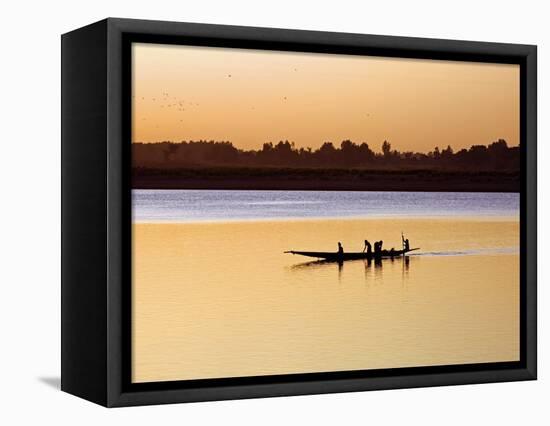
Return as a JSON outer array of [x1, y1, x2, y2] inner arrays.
[[0, 0, 546, 424]]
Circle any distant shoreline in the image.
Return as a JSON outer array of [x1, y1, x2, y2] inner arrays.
[[132, 168, 520, 193]]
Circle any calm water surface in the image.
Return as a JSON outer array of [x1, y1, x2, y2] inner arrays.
[[133, 189, 519, 222], [132, 190, 520, 383]]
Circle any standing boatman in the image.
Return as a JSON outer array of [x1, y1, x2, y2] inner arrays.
[[402, 232, 410, 252]]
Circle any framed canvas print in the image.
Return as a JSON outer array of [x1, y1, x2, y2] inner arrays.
[[61, 18, 537, 407]]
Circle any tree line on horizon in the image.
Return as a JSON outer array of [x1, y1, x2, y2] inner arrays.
[[132, 139, 519, 171]]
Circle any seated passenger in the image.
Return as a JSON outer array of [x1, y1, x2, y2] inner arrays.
[[363, 240, 372, 255]]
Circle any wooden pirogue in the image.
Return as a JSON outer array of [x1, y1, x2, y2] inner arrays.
[[284, 248, 419, 261]]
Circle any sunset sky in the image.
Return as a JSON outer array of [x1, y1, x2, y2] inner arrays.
[[132, 43, 519, 153]]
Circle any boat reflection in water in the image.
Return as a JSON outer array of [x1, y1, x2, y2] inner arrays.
[[289, 254, 412, 282]]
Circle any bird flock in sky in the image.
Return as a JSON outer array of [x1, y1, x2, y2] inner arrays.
[[133, 67, 372, 132]]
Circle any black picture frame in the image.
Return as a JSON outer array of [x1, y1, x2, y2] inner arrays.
[[61, 17, 537, 407]]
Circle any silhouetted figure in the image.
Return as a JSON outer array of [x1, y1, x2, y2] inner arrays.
[[389, 247, 395, 257], [363, 240, 372, 255], [373, 241, 380, 256], [338, 242, 344, 255], [379, 240, 384, 252], [402, 234, 410, 251]]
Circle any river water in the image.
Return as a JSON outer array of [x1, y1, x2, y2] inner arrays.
[[131, 190, 520, 383]]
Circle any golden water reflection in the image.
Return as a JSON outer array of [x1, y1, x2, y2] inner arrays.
[[132, 217, 519, 383]]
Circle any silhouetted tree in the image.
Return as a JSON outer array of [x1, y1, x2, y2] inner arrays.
[[132, 138, 518, 172], [381, 140, 392, 157]]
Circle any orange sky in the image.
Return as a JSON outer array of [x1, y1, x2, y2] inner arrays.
[[132, 43, 519, 153]]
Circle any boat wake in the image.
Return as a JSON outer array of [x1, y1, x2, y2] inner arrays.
[[410, 247, 518, 257]]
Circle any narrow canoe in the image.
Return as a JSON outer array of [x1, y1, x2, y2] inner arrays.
[[285, 248, 419, 261]]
